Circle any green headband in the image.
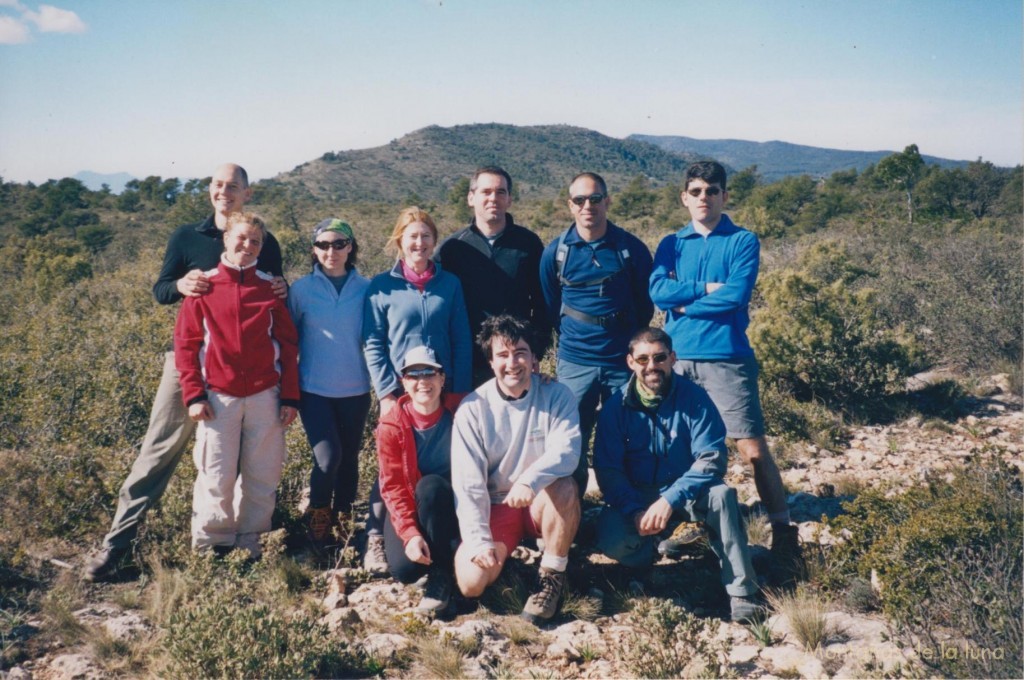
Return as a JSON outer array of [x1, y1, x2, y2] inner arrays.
[[312, 218, 354, 242]]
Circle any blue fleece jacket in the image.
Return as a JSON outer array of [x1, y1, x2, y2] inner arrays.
[[649, 215, 759, 360], [362, 261, 472, 398], [287, 265, 371, 399], [594, 374, 728, 518], [540, 222, 654, 367]]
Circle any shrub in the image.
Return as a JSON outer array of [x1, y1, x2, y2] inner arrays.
[[159, 556, 363, 679], [823, 458, 1022, 678], [621, 598, 727, 678], [751, 241, 923, 418]]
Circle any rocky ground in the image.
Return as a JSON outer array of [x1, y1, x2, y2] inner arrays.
[[4, 378, 1021, 680]]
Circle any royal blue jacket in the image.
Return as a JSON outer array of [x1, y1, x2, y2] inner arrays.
[[362, 261, 472, 399], [540, 222, 653, 367], [594, 374, 728, 518], [649, 215, 759, 360]]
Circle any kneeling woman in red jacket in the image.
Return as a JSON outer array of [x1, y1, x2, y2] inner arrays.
[[377, 345, 463, 615]]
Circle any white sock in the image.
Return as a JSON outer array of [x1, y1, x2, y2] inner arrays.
[[540, 553, 568, 572]]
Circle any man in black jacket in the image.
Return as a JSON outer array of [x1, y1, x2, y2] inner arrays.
[[437, 166, 551, 386], [83, 163, 286, 581]]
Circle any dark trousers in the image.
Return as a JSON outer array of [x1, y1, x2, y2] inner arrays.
[[382, 475, 460, 584], [298, 391, 371, 513]]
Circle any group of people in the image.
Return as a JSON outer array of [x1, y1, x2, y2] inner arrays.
[[83, 160, 801, 625]]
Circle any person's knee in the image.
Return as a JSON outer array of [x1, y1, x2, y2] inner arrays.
[[454, 560, 492, 597], [415, 474, 452, 503], [737, 436, 770, 465], [545, 476, 580, 508], [707, 483, 738, 511]]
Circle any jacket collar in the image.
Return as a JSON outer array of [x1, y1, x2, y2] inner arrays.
[[389, 259, 446, 280], [195, 214, 219, 235], [678, 213, 738, 239], [563, 220, 624, 247], [468, 213, 516, 240], [621, 372, 676, 411]]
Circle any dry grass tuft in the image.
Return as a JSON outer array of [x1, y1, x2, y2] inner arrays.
[[766, 585, 835, 651]]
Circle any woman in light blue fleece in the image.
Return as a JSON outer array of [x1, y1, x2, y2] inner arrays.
[[288, 218, 371, 549], [360, 206, 472, 573]]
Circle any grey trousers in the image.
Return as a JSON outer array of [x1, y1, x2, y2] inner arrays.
[[595, 483, 759, 597], [102, 352, 195, 550]]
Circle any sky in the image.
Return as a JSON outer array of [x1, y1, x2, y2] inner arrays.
[[1, 0, 1021, 184]]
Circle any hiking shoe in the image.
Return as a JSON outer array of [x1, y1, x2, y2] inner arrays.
[[363, 534, 389, 575], [416, 566, 453, 615], [657, 521, 709, 559], [304, 506, 333, 546], [770, 524, 806, 588], [82, 545, 130, 582], [521, 567, 567, 624], [731, 594, 765, 624]]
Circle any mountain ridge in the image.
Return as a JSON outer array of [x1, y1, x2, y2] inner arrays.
[[629, 134, 969, 182]]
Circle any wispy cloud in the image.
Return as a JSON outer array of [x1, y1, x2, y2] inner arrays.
[[25, 4, 86, 33], [0, 1, 85, 44], [0, 14, 29, 43]]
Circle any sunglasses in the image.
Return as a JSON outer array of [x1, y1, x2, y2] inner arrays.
[[570, 193, 606, 207], [686, 186, 722, 197], [402, 367, 439, 379], [632, 352, 670, 366], [314, 239, 351, 251]]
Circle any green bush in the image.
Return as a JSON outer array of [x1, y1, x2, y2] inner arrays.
[[751, 241, 923, 418], [161, 556, 363, 679], [621, 598, 727, 678], [823, 459, 1022, 678]]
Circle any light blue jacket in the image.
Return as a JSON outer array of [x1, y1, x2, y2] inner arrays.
[[287, 265, 371, 398], [594, 374, 728, 518], [649, 215, 759, 360], [362, 261, 472, 398]]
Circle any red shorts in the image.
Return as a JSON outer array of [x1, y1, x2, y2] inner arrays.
[[489, 503, 540, 555]]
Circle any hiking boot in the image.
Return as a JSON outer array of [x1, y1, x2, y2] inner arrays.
[[416, 566, 453, 615], [730, 594, 765, 624], [657, 521, 709, 559], [770, 524, 806, 588], [363, 534, 389, 575], [333, 512, 353, 546], [304, 506, 333, 547], [521, 567, 567, 624], [82, 545, 130, 583]]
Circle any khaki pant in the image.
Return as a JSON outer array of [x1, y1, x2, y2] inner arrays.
[[191, 387, 285, 558], [104, 352, 195, 550]]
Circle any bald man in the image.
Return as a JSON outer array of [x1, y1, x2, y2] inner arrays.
[[83, 163, 286, 581]]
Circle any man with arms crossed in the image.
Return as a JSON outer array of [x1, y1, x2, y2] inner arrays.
[[594, 327, 761, 623], [540, 172, 653, 496], [649, 160, 800, 583], [437, 166, 551, 386], [83, 163, 285, 581], [451, 315, 581, 624]]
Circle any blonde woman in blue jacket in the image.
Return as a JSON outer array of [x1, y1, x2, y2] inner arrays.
[[360, 207, 472, 572]]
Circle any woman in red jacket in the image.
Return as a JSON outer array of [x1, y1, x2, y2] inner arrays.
[[378, 345, 462, 615]]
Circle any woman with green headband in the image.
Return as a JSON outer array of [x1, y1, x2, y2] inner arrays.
[[287, 218, 372, 549]]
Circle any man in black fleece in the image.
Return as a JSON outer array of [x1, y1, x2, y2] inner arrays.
[[436, 166, 551, 386], [83, 163, 285, 581]]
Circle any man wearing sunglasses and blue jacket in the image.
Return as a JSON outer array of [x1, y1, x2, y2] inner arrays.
[[593, 326, 762, 623], [649, 160, 801, 586]]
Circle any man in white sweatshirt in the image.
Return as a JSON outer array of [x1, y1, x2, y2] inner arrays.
[[451, 315, 581, 624]]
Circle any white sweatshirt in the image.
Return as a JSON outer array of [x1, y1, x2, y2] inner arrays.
[[451, 376, 581, 556]]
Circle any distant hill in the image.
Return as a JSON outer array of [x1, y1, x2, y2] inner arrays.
[[266, 124, 704, 202], [629, 135, 968, 182], [73, 171, 135, 194]]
